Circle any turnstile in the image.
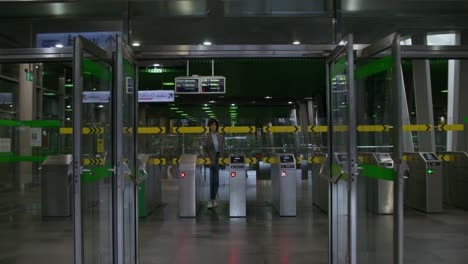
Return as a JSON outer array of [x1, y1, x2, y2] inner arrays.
[[229, 154, 247, 217], [438, 151, 468, 210], [311, 152, 328, 212], [360, 153, 394, 214], [41, 154, 72, 217], [178, 154, 203, 217], [404, 152, 443, 213], [271, 153, 296, 216]]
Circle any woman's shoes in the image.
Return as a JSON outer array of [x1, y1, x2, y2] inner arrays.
[[207, 201, 213, 209]]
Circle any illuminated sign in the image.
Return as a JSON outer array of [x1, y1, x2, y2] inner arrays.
[[201, 76, 226, 94], [175, 77, 200, 94], [174, 76, 226, 94]]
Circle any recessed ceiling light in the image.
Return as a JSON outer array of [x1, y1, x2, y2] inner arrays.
[[292, 41, 300, 45], [288, 101, 293, 104], [265, 96, 272, 99], [153, 63, 160, 67], [209, 100, 215, 103], [132, 42, 141, 47], [203, 41, 212, 46]]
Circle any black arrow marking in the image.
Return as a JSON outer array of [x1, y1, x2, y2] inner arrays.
[[220, 127, 225, 133], [249, 126, 254, 133], [175, 127, 180, 134], [440, 124, 445, 131], [426, 125, 431, 131], [294, 126, 299, 132]]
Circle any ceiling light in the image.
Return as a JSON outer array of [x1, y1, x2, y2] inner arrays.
[[55, 43, 64, 48], [265, 96, 272, 99], [292, 41, 300, 45], [203, 41, 212, 46], [288, 101, 293, 104], [132, 42, 141, 47], [209, 100, 215, 103], [153, 63, 160, 67]]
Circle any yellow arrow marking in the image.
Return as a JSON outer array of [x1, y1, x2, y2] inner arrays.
[[138, 127, 166, 134], [309, 156, 325, 164], [172, 158, 180, 165], [437, 124, 464, 131], [245, 157, 257, 165], [262, 126, 301, 133], [357, 125, 390, 132], [83, 158, 105, 166], [220, 158, 230, 165], [403, 124, 432, 131], [173, 127, 208, 134], [333, 125, 349, 132], [148, 158, 167, 165], [220, 126, 256, 133], [438, 154, 452, 161], [308, 126, 328, 132]]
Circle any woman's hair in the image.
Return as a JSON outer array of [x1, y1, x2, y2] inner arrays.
[[208, 118, 219, 132]]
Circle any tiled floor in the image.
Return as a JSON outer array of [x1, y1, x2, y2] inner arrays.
[[1, 178, 468, 264]]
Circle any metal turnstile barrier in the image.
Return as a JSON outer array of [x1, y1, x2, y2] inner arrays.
[[178, 154, 203, 217], [41, 154, 73, 217], [271, 153, 296, 216], [138, 154, 163, 217], [360, 153, 394, 214], [438, 151, 468, 210], [404, 152, 443, 213], [229, 154, 247, 217], [311, 152, 328, 212]]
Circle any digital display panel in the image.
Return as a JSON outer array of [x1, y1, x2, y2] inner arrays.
[[201, 76, 225, 94], [279, 154, 294, 163], [375, 153, 391, 162], [422, 153, 438, 161], [175, 77, 200, 94], [230, 155, 245, 164]]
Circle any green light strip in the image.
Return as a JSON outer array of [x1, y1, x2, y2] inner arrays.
[[0, 119, 60, 127], [355, 55, 393, 80], [82, 166, 112, 183], [464, 117, 468, 123], [0, 155, 47, 163], [359, 164, 394, 181], [331, 57, 346, 79]]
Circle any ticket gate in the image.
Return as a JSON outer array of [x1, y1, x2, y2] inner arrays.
[[311, 152, 328, 212], [229, 154, 247, 217], [178, 154, 203, 217], [404, 152, 443, 213], [359, 153, 394, 214], [41, 154, 72, 217], [271, 153, 296, 216], [438, 151, 468, 210]]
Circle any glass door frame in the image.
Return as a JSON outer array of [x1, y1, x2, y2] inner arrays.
[[355, 33, 404, 264], [72, 35, 115, 264], [326, 33, 358, 264]]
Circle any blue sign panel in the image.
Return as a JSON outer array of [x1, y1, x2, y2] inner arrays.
[[36, 32, 120, 49]]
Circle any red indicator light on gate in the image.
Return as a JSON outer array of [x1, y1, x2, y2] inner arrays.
[[281, 171, 287, 177], [231, 171, 236, 177], [180, 171, 186, 178]]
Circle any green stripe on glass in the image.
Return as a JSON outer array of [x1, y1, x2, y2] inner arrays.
[[0, 119, 60, 127], [139, 181, 147, 217], [464, 117, 468, 123], [82, 58, 111, 82], [359, 164, 394, 181], [331, 57, 346, 79], [124, 60, 135, 78], [355, 55, 393, 80], [82, 165, 112, 183], [0, 155, 47, 163]]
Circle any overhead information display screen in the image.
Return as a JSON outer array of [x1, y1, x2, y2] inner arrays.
[[201, 76, 226, 94], [230, 155, 245, 164], [175, 77, 200, 94], [175, 76, 226, 94]]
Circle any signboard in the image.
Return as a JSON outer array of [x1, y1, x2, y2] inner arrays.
[[138, 90, 174, 102], [83, 91, 110, 103], [279, 154, 294, 163], [30, 128, 42, 147], [36, 32, 119, 49], [174, 76, 226, 94], [175, 77, 200, 94], [201, 76, 226, 94]]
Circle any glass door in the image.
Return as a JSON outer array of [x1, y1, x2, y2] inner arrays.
[[354, 33, 403, 264], [116, 38, 139, 264], [73, 36, 115, 264], [327, 34, 357, 264]]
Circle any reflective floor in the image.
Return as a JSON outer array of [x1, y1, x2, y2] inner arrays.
[[1, 174, 468, 263]]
